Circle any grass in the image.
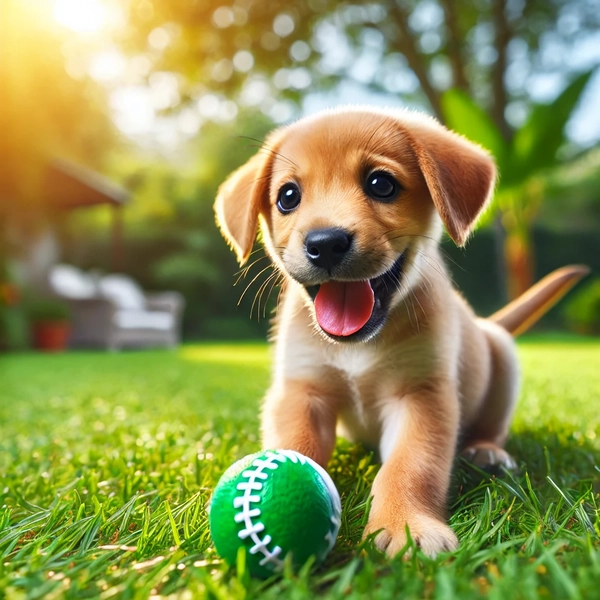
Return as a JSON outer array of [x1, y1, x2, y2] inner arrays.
[[1, 338, 600, 599]]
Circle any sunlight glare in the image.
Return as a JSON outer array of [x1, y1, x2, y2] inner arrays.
[[53, 0, 107, 34]]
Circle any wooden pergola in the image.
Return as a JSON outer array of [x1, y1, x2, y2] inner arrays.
[[44, 159, 131, 271]]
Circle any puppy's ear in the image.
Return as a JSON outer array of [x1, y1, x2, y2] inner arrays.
[[409, 125, 496, 246], [214, 149, 274, 264]]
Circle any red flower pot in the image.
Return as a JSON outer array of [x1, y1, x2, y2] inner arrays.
[[32, 321, 70, 352]]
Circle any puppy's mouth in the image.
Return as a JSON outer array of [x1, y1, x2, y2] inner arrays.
[[306, 252, 406, 341]]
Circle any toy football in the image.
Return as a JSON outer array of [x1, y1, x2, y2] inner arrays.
[[209, 449, 342, 578]]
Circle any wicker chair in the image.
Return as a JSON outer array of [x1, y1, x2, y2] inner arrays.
[[48, 265, 185, 350]]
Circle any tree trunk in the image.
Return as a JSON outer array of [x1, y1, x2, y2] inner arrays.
[[490, 0, 515, 302], [504, 224, 534, 300], [493, 214, 508, 305], [391, 4, 443, 120], [502, 180, 543, 299], [491, 0, 513, 141]]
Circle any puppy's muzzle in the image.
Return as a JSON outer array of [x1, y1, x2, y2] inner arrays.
[[305, 228, 353, 273]]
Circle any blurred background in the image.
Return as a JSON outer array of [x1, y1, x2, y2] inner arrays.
[[1, 0, 599, 352]]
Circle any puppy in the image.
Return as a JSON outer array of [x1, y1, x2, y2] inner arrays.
[[214, 106, 588, 557]]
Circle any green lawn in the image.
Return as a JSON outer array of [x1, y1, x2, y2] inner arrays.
[[1, 339, 600, 599]]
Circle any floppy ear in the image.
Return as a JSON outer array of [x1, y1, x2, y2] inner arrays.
[[408, 124, 496, 246], [214, 149, 273, 264]]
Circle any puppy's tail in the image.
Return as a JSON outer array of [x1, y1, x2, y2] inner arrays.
[[489, 265, 590, 337]]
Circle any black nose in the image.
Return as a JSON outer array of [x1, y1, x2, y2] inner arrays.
[[305, 228, 353, 271]]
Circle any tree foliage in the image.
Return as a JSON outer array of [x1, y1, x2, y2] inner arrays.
[[440, 69, 594, 297], [116, 0, 599, 135], [105, 0, 599, 304], [0, 0, 116, 250], [441, 70, 593, 194], [66, 110, 276, 337]]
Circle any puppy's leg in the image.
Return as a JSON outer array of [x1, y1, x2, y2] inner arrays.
[[364, 384, 460, 557], [461, 321, 519, 470], [261, 378, 340, 467]]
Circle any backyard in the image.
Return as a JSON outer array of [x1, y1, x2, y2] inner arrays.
[[2, 337, 600, 598]]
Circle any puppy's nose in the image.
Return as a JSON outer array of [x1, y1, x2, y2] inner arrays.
[[305, 228, 353, 271]]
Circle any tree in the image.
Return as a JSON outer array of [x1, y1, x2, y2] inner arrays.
[[441, 70, 593, 298], [117, 0, 599, 122], [114, 0, 599, 298], [65, 109, 276, 337], [0, 0, 116, 256], [0, 0, 118, 347]]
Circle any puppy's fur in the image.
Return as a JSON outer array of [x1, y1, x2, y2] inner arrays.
[[215, 107, 588, 557]]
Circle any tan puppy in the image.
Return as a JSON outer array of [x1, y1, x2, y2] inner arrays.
[[214, 106, 588, 557]]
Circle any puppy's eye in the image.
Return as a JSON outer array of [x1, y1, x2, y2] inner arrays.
[[277, 183, 301, 213], [365, 171, 399, 202]]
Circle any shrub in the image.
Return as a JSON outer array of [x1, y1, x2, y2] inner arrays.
[[26, 299, 70, 323], [564, 277, 600, 335]]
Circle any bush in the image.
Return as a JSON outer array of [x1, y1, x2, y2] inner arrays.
[[26, 299, 70, 323], [563, 277, 600, 335], [0, 305, 29, 350], [0, 270, 29, 350]]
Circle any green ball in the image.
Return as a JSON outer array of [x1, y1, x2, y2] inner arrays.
[[209, 449, 341, 578]]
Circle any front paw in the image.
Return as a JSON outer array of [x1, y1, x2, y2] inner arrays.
[[364, 511, 458, 558]]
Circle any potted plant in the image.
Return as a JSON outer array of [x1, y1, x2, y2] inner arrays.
[[0, 262, 28, 352], [27, 299, 71, 352]]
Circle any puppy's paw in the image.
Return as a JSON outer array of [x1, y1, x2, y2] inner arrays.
[[364, 511, 458, 558], [461, 442, 517, 471]]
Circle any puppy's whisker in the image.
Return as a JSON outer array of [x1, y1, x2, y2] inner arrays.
[[416, 250, 453, 284], [377, 227, 439, 242], [408, 265, 433, 299], [234, 259, 271, 288], [408, 254, 436, 292], [252, 271, 279, 321], [248, 164, 293, 188], [399, 279, 422, 333], [238, 251, 269, 268], [396, 234, 468, 274], [399, 282, 418, 332], [263, 273, 285, 318], [408, 286, 426, 328], [243, 247, 267, 259], [274, 276, 287, 312], [252, 272, 277, 321], [388, 275, 420, 332], [234, 255, 271, 285], [369, 230, 436, 253], [234, 246, 268, 265], [364, 119, 393, 151], [240, 136, 299, 169], [234, 248, 286, 287], [238, 264, 275, 307], [376, 231, 460, 271], [264, 273, 286, 320], [235, 255, 267, 274], [251, 173, 277, 185]]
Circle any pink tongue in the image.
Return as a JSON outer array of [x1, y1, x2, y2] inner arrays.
[[314, 281, 375, 337]]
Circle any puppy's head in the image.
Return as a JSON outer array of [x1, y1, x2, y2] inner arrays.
[[215, 107, 496, 342]]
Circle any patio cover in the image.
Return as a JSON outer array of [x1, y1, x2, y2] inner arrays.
[[44, 159, 130, 270], [45, 159, 130, 209]]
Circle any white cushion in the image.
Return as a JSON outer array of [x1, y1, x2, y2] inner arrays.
[[114, 309, 174, 331], [49, 264, 97, 299], [99, 275, 146, 310]]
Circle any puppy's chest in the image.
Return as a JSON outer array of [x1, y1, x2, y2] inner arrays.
[[326, 346, 392, 446], [327, 345, 379, 380], [324, 341, 436, 446]]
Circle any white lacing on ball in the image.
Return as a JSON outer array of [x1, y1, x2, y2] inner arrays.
[[232, 449, 341, 570]]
